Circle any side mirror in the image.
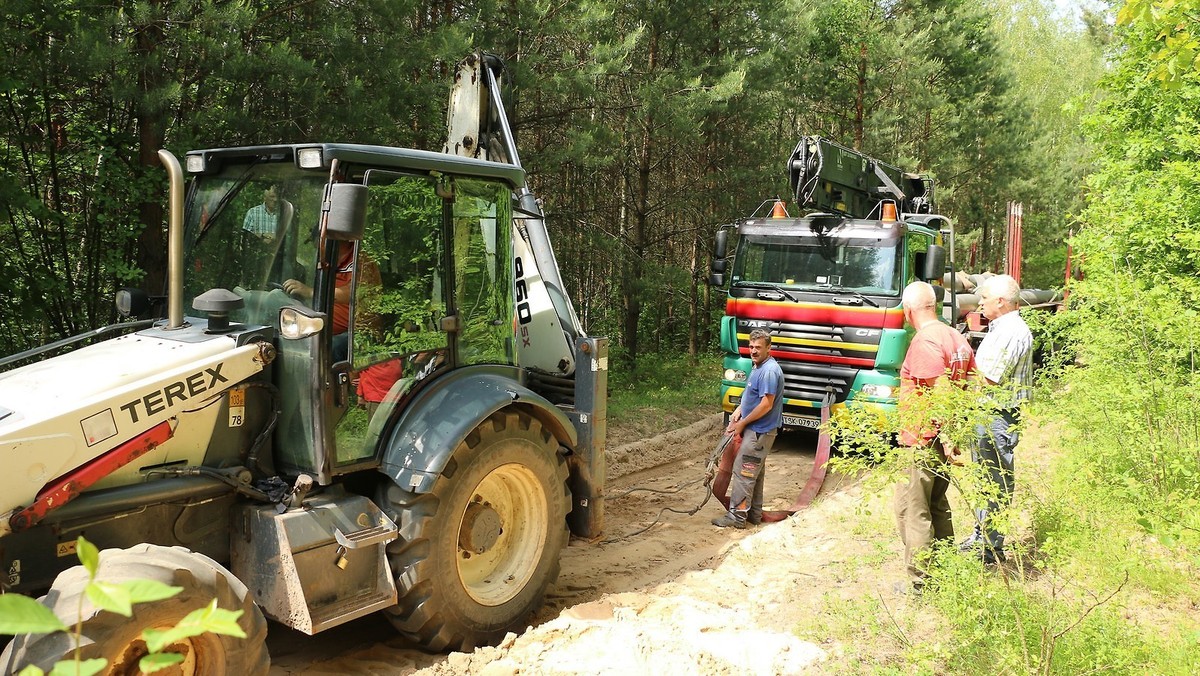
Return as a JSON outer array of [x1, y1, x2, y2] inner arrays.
[[324, 183, 368, 241], [115, 288, 150, 319], [921, 244, 946, 281], [714, 229, 729, 260], [710, 229, 729, 286]]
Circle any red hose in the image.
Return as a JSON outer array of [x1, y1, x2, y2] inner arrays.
[[711, 397, 832, 522]]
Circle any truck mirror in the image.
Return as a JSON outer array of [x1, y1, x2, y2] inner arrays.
[[710, 229, 729, 285], [324, 183, 369, 241], [921, 244, 946, 281]]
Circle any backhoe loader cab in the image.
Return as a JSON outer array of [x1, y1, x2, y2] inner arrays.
[[0, 54, 606, 671], [177, 145, 536, 483]]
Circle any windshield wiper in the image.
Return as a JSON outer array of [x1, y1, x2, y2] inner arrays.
[[737, 281, 801, 302], [193, 163, 259, 246], [827, 287, 879, 307]]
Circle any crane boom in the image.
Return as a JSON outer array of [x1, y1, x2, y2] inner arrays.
[[788, 136, 935, 219]]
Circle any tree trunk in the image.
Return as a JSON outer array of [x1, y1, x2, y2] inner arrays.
[[134, 6, 167, 294], [854, 42, 867, 150]]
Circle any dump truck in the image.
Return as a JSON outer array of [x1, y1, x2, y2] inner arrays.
[[0, 52, 605, 672], [709, 136, 949, 429]]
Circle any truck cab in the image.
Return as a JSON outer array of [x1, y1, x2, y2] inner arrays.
[[712, 136, 948, 429]]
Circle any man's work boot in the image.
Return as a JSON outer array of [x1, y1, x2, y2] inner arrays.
[[711, 512, 746, 529], [747, 512, 763, 526]]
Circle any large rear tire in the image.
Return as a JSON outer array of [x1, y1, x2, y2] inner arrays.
[[380, 410, 570, 652], [0, 544, 268, 676]]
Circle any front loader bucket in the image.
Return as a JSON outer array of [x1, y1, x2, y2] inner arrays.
[[232, 493, 398, 634]]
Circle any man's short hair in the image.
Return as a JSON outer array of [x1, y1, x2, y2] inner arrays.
[[979, 274, 1021, 306], [901, 281, 936, 310], [748, 328, 773, 345]]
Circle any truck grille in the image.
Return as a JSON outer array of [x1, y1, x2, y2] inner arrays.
[[777, 360, 856, 404]]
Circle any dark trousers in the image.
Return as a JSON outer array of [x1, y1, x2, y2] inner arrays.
[[972, 409, 1019, 551]]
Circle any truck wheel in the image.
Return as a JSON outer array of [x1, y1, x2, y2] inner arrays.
[[380, 410, 570, 652], [0, 544, 268, 676]]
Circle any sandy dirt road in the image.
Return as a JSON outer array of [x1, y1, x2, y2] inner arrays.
[[267, 417, 885, 675]]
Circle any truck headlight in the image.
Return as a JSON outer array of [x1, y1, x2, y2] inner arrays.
[[860, 384, 894, 399], [724, 368, 747, 382]]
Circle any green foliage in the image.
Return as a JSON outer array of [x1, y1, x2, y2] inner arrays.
[[985, 0, 1106, 288], [41, 659, 106, 676], [0, 0, 1104, 367], [1018, 301, 1080, 382], [0, 536, 245, 676], [607, 351, 720, 441], [142, 599, 247, 653], [1062, 0, 1200, 529], [845, 7, 1200, 671], [1119, 0, 1200, 84], [921, 547, 1172, 673], [0, 596, 68, 635]]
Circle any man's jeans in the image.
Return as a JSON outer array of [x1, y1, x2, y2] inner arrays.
[[972, 409, 1019, 551]]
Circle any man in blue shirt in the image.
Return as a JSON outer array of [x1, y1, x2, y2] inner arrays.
[[713, 328, 785, 528]]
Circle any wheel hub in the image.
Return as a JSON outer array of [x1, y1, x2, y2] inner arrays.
[[459, 498, 502, 554], [113, 636, 199, 676]]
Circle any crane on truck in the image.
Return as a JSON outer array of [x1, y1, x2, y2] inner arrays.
[[710, 135, 949, 433], [0, 51, 606, 673]]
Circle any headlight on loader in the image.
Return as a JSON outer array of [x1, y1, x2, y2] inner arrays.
[[279, 307, 325, 340]]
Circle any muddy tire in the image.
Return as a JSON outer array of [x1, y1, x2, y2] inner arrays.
[[380, 410, 570, 652], [0, 545, 268, 676]]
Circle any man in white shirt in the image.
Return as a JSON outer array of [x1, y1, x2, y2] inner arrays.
[[966, 274, 1033, 563]]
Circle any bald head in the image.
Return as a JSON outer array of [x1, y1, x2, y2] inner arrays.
[[902, 281, 936, 310], [902, 281, 940, 329]]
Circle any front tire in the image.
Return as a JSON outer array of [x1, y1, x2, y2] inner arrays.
[[0, 544, 268, 676], [380, 410, 570, 652]]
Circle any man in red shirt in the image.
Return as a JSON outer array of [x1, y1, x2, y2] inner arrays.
[[893, 281, 975, 592]]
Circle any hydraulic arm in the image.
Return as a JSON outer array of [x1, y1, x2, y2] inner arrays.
[[788, 136, 935, 219]]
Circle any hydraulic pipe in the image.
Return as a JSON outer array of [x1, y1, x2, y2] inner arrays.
[[482, 64, 566, 291], [158, 149, 185, 329], [480, 61, 583, 334]]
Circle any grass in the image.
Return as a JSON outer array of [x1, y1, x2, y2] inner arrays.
[[605, 351, 721, 447], [803, 414, 1200, 675]]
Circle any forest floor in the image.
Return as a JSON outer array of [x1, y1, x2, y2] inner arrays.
[[268, 412, 941, 675]]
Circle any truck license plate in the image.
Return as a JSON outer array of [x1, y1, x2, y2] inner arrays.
[[783, 415, 821, 429]]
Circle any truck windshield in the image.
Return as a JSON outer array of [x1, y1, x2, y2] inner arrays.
[[183, 163, 329, 327], [731, 234, 903, 295]]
